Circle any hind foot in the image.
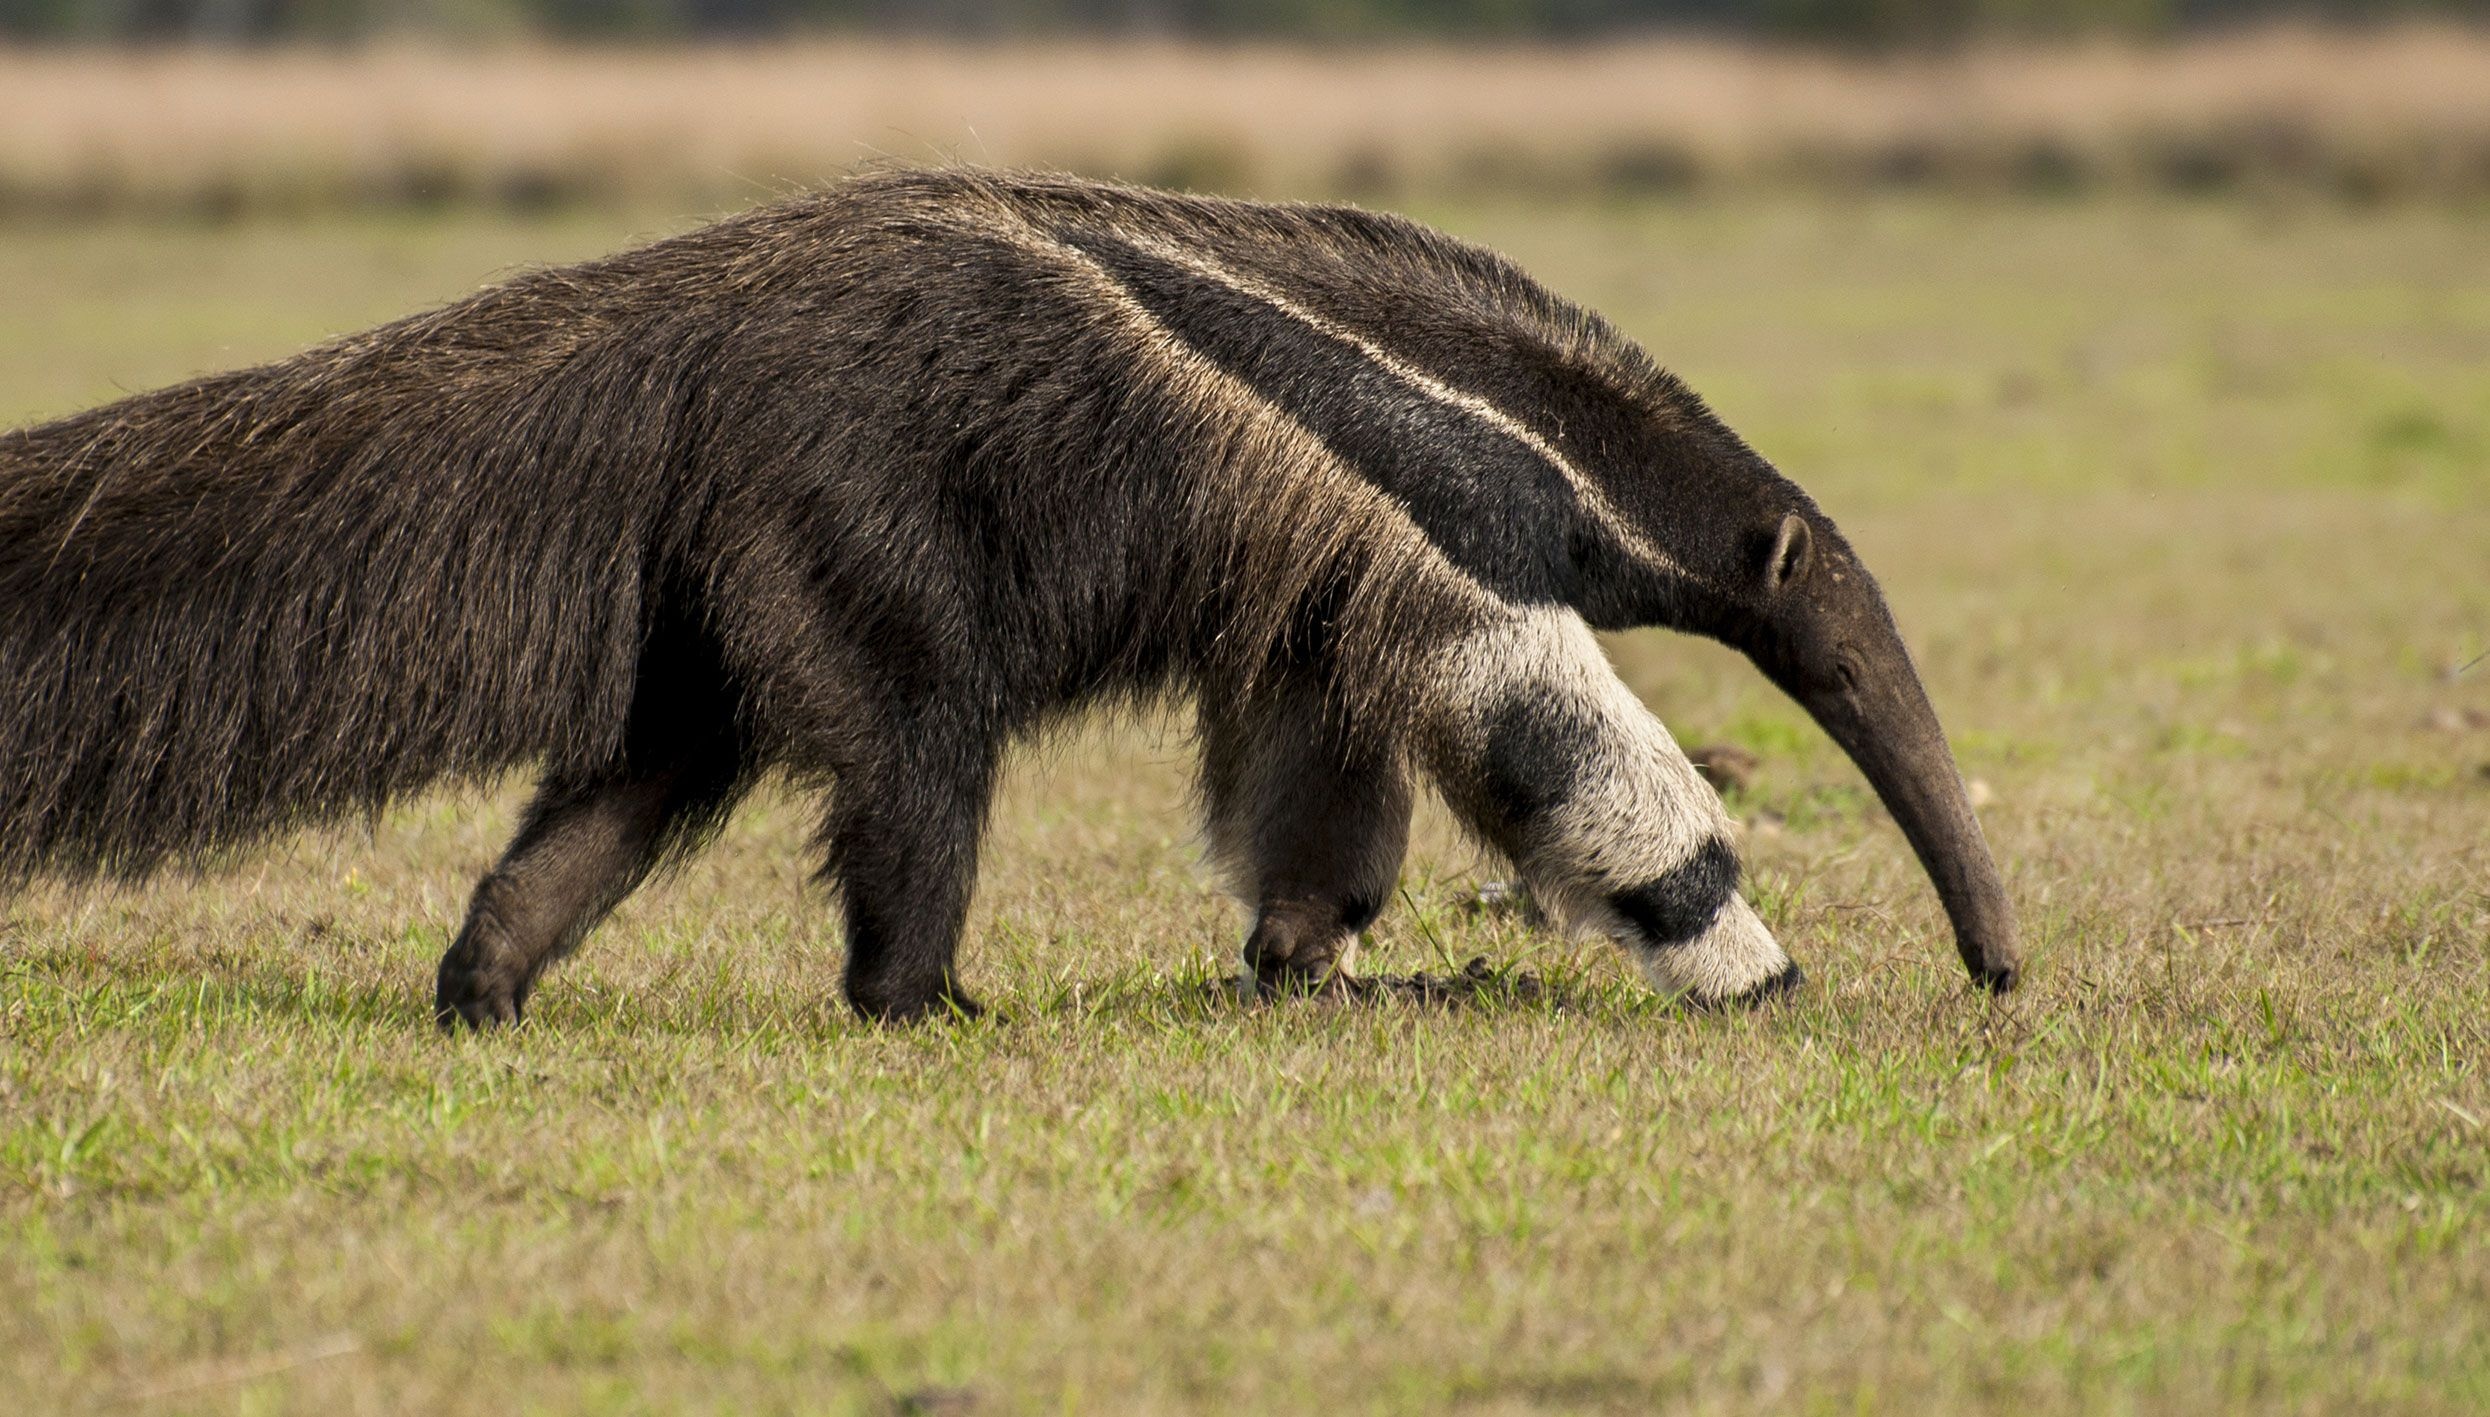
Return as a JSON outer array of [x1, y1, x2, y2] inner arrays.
[[1242, 905, 1361, 1001], [434, 925, 533, 1030]]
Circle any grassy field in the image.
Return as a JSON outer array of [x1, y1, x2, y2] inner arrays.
[[3, 193, 2487, 1412]]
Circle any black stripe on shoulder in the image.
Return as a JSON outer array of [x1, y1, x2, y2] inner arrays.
[[1054, 225, 1583, 605]]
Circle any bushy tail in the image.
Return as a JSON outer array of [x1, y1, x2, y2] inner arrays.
[[0, 278, 699, 884]]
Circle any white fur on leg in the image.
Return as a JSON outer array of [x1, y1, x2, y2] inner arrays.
[[1624, 894, 1792, 1005], [1415, 605, 1798, 1006], [1420, 608, 1722, 891]]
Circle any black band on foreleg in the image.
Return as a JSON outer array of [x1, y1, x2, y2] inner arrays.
[[1608, 836, 1742, 951], [1474, 694, 1598, 833]]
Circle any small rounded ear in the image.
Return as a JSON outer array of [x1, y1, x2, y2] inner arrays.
[[1763, 513, 1813, 593]]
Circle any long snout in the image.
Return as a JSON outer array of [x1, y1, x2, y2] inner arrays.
[[1779, 636, 2021, 993]]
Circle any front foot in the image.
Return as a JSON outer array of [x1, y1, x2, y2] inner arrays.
[[1690, 960, 1805, 1012], [1629, 894, 1803, 1011], [434, 929, 533, 1031]]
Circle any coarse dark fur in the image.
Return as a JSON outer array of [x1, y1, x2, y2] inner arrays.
[[0, 167, 2019, 1026]]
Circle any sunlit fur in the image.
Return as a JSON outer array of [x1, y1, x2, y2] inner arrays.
[[0, 166, 1917, 1024]]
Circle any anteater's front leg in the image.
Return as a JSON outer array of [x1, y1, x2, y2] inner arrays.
[[1417, 608, 1801, 1008], [825, 731, 998, 1023], [1200, 679, 1413, 997], [436, 765, 739, 1029]]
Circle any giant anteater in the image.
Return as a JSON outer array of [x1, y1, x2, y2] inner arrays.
[[0, 168, 2020, 1025]]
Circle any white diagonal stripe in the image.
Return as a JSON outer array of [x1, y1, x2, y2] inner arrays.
[[1105, 229, 1689, 585]]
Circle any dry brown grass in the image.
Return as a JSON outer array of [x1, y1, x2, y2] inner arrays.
[[4, 23, 2489, 215]]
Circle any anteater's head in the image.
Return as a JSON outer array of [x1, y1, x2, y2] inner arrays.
[[1570, 376, 2021, 995]]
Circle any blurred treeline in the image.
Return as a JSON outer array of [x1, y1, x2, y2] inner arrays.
[[4, 0, 2485, 43]]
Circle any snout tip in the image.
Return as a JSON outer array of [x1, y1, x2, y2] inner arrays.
[[1972, 958, 2020, 995]]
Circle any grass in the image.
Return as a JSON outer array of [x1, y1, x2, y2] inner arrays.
[[2, 193, 2487, 1412], [4, 25, 2490, 216]]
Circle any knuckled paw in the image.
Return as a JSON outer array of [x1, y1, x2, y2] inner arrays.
[[434, 944, 531, 1031], [434, 976, 526, 1030]]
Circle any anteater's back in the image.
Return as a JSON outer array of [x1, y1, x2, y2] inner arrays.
[[0, 167, 1629, 886]]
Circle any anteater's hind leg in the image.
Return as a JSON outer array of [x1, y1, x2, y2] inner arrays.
[[825, 726, 999, 1023], [434, 762, 744, 1029], [1201, 680, 1413, 998]]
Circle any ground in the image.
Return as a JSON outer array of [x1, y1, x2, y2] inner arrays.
[[2, 196, 2485, 1413]]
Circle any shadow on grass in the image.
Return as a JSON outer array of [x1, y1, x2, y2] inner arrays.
[[1037, 954, 1638, 1026], [1193, 955, 1568, 1009], [8, 936, 1668, 1041]]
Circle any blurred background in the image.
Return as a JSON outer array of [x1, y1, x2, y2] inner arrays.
[[0, 2, 2486, 217]]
